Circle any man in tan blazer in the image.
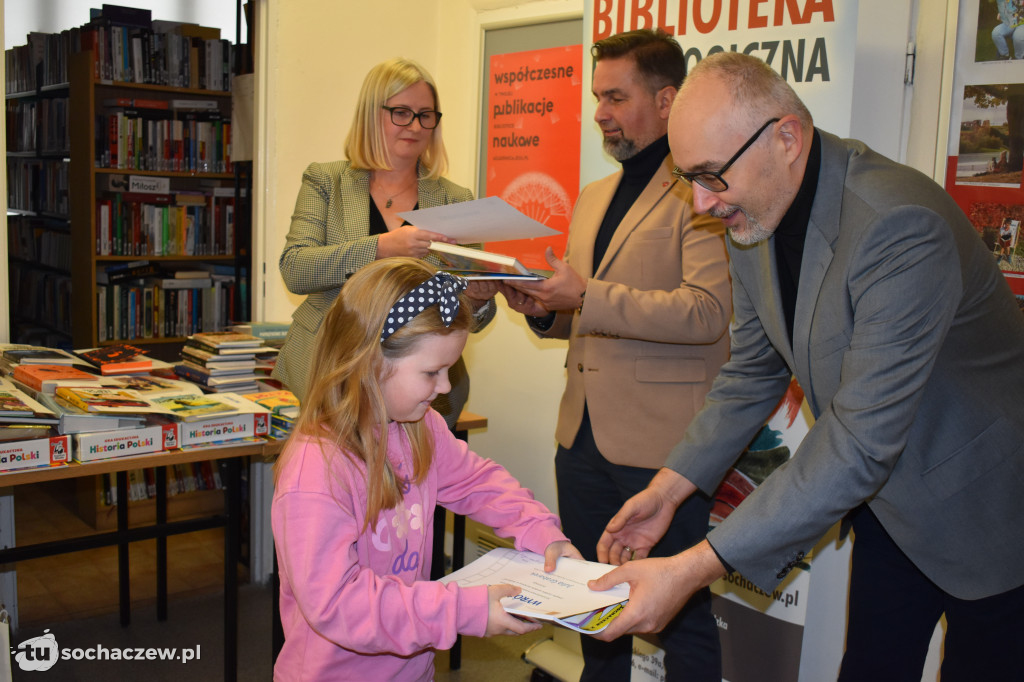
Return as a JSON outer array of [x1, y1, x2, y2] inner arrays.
[[503, 29, 731, 682]]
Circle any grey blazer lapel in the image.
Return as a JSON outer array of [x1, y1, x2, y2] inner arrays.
[[740, 238, 795, 371], [792, 130, 846, 411]]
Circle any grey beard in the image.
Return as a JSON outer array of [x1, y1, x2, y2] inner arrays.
[[603, 136, 638, 161], [729, 222, 775, 245], [710, 206, 775, 245]]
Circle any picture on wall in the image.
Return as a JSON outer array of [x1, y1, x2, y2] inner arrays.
[[964, 202, 1024, 272], [955, 83, 1024, 187], [975, 0, 1024, 62]]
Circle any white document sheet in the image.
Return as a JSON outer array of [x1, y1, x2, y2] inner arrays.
[[398, 197, 561, 243]]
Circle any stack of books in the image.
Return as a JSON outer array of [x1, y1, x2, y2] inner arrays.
[[175, 331, 265, 394]]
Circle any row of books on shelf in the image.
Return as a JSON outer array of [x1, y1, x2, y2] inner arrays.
[[84, 22, 234, 92], [96, 105, 232, 173], [6, 157, 69, 216], [5, 6, 233, 94], [96, 180, 237, 256], [6, 97, 70, 155], [7, 216, 72, 271], [97, 277, 240, 342], [100, 459, 225, 506], [0, 334, 298, 473]]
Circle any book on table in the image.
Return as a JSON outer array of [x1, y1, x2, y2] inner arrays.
[[0, 378, 60, 425], [36, 392, 146, 435], [74, 343, 154, 375], [53, 387, 173, 416], [242, 390, 299, 418], [104, 375, 203, 398], [0, 345, 86, 366], [439, 547, 630, 634], [11, 364, 103, 393], [187, 330, 263, 349], [180, 344, 257, 368], [427, 242, 546, 280], [149, 393, 239, 422]]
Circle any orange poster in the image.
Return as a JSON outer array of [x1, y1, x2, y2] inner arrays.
[[485, 45, 582, 270]]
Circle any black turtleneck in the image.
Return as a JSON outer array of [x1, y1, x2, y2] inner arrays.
[[592, 135, 670, 272], [773, 129, 821, 344]]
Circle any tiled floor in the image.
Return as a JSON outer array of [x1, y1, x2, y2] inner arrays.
[[13, 478, 226, 626]]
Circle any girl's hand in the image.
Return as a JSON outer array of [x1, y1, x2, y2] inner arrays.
[[485, 585, 542, 637], [543, 541, 583, 572]]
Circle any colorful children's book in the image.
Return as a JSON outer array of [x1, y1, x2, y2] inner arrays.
[[37, 392, 146, 435], [150, 393, 238, 422], [242, 390, 299, 418], [54, 387, 166, 415]]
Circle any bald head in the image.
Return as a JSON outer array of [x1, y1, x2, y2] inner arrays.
[[679, 52, 813, 133], [668, 53, 813, 244]]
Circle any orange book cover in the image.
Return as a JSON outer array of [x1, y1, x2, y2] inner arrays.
[[12, 364, 99, 392]]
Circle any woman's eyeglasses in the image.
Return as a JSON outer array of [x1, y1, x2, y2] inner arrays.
[[382, 106, 442, 129]]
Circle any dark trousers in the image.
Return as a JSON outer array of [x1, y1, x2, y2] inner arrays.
[[838, 505, 1024, 681], [555, 408, 721, 682]]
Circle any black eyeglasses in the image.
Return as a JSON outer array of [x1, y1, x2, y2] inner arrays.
[[381, 106, 442, 129], [672, 118, 780, 192]]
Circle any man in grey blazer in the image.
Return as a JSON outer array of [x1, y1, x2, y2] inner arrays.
[[589, 52, 1024, 679], [503, 29, 731, 681]]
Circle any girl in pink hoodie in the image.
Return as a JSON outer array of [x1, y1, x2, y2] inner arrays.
[[272, 258, 580, 681]]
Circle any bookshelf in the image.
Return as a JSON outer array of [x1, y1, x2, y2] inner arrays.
[[75, 462, 226, 531], [67, 48, 250, 350], [5, 59, 73, 347]]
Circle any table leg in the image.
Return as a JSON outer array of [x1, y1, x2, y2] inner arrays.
[[224, 458, 241, 682], [116, 471, 130, 627], [156, 466, 167, 621]]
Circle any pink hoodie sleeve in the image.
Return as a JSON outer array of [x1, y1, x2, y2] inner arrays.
[[273, 439, 491, 654], [429, 412, 568, 554]]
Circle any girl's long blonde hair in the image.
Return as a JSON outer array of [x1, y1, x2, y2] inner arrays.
[[275, 258, 470, 529]]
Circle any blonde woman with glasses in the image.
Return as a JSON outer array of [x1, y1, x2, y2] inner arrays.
[[274, 58, 497, 428]]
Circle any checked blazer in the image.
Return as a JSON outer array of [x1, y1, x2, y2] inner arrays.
[[273, 160, 488, 422]]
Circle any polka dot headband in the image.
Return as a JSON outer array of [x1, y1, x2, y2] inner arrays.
[[381, 272, 469, 342]]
